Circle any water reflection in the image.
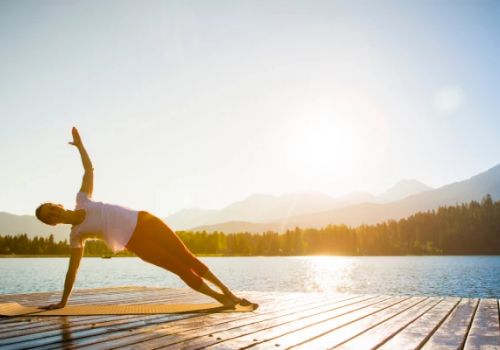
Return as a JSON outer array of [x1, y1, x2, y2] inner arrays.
[[302, 256, 355, 293], [1, 256, 500, 298]]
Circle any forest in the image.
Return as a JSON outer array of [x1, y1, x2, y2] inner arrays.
[[1, 195, 499, 256]]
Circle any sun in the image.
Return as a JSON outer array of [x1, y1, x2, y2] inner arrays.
[[283, 91, 389, 185]]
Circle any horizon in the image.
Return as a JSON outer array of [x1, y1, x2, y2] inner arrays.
[[2, 157, 498, 220], [1, 164, 498, 217], [1, 1, 500, 216]]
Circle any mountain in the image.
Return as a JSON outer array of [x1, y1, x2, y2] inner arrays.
[[168, 181, 432, 231], [0, 212, 70, 241], [166, 208, 218, 231], [190, 221, 281, 234], [2, 164, 497, 237], [377, 179, 433, 202], [167, 192, 372, 230], [191, 164, 500, 232]]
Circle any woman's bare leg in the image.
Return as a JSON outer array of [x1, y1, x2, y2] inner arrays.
[[195, 281, 236, 306], [126, 213, 245, 307], [202, 270, 239, 303]]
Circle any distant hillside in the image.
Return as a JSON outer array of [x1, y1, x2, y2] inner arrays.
[[2, 164, 497, 237], [167, 193, 339, 230], [188, 221, 281, 234], [377, 179, 432, 202], [167, 181, 431, 231], [165, 208, 218, 231], [0, 212, 69, 241], [192, 164, 500, 232]]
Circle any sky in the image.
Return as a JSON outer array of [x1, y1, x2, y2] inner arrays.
[[1, 0, 499, 216]]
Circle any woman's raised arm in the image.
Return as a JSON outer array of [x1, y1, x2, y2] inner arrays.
[[69, 127, 94, 196]]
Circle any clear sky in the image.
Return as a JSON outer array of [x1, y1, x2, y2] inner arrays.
[[1, 0, 499, 216]]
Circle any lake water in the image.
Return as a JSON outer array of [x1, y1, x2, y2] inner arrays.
[[1, 256, 499, 298]]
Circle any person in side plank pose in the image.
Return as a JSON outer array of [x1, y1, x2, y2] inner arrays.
[[36, 127, 256, 311]]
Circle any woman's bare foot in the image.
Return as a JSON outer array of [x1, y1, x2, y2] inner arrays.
[[219, 287, 258, 310], [234, 298, 259, 311], [213, 293, 237, 308]]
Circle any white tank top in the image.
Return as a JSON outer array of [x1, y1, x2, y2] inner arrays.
[[69, 192, 139, 252]]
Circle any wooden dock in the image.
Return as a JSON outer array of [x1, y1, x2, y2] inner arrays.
[[0, 286, 499, 349]]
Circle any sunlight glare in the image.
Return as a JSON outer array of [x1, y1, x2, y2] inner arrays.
[[284, 91, 389, 186], [304, 256, 355, 293]]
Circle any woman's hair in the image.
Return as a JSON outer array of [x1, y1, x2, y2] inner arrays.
[[35, 203, 55, 226]]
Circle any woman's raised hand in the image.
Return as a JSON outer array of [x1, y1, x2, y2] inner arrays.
[[69, 127, 83, 147]]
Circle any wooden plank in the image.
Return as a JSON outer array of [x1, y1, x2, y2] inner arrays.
[[0, 288, 210, 347], [0, 294, 150, 338], [73, 294, 365, 350], [1, 305, 207, 348], [334, 298, 443, 349], [0, 286, 273, 329], [0, 314, 189, 349], [289, 297, 428, 350], [7, 291, 318, 350], [421, 298, 478, 350], [2, 314, 199, 350], [0, 288, 199, 338], [378, 297, 460, 350], [464, 299, 500, 350], [35, 292, 300, 350], [245, 296, 418, 350], [180, 297, 389, 349], [167, 296, 397, 350], [1, 288, 498, 350], [70, 293, 362, 350]]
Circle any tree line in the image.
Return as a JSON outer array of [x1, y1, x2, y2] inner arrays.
[[1, 195, 499, 256], [0, 234, 133, 256]]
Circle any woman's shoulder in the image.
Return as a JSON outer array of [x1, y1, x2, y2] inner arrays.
[[75, 191, 93, 207], [76, 191, 91, 200]]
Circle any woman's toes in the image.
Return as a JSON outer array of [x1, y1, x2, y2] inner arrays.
[[238, 298, 252, 306]]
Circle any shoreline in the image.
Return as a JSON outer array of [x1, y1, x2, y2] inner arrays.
[[0, 254, 227, 258], [2, 254, 500, 258]]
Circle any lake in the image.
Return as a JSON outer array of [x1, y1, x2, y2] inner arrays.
[[1, 256, 499, 298]]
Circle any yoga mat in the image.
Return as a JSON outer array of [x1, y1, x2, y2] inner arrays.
[[0, 303, 41, 317], [0, 302, 241, 317]]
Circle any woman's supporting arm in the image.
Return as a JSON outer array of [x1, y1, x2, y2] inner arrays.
[[69, 127, 94, 196], [41, 247, 83, 310]]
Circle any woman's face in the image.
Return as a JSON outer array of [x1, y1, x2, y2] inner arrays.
[[39, 203, 66, 225]]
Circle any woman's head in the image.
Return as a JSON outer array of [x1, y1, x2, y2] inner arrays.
[[35, 203, 66, 226]]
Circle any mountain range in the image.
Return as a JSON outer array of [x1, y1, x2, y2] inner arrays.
[[0, 212, 70, 242], [0, 164, 498, 239], [167, 179, 432, 230], [189, 164, 500, 233]]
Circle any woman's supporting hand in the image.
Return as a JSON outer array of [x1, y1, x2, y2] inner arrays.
[[40, 301, 66, 310], [69, 126, 83, 148]]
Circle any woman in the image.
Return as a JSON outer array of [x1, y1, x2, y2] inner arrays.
[[36, 127, 255, 310]]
